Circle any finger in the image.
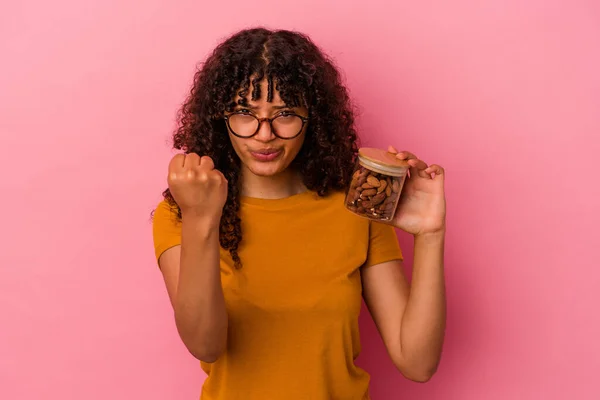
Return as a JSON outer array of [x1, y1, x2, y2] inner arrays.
[[211, 169, 228, 185], [406, 157, 431, 179], [407, 158, 428, 170], [425, 164, 445, 178], [218, 169, 228, 181], [395, 151, 417, 161], [387, 145, 399, 154], [169, 153, 186, 171], [183, 152, 200, 168], [199, 155, 215, 171]]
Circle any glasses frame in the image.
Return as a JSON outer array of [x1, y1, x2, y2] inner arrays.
[[224, 111, 309, 140]]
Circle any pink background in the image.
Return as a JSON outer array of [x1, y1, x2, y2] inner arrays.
[[1, 0, 599, 399]]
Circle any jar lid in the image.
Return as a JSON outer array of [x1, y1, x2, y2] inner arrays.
[[358, 147, 409, 170]]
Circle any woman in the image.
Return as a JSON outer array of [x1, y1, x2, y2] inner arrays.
[[152, 27, 446, 399]]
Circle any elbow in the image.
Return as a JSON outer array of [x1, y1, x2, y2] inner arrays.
[[393, 357, 439, 383], [181, 328, 227, 363], [189, 348, 223, 363], [174, 313, 228, 364], [186, 342, 225, 363], [176, 323, 227, 363], [403, 368, 436, 383]]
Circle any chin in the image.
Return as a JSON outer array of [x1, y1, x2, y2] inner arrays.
[[245, 159, 288, 177]]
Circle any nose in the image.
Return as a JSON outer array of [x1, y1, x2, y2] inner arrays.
[[254, 119, 276, 142]]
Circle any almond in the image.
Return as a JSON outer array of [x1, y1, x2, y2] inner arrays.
[[362, 188, 377, 197], [347, 168, 405, 221], [371, 193, 386, 206], [366, 176, 381, 187], [361, 200, 373, 209]]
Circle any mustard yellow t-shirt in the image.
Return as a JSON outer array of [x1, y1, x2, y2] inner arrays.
[[152, 190, 402, 400]]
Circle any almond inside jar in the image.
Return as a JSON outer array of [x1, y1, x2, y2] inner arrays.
[[344, 148, 408, 221]]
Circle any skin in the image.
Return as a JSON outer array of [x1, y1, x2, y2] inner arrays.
[[361, 146, 446, 382], [158, 78, 447, 382], [227, 79, 310, 199], [162, 153, 228, 362]]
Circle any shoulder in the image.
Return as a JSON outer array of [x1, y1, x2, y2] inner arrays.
[[306, 190, 403, 266], [151, 200, 183, 263], [308, 189, 371, 232], [152, 200, 181, 226], [152, 200, 182, 240], [319, 191, 403, 264]]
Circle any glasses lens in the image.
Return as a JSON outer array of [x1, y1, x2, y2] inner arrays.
[[229, 114, 259, 137], [272, 115, 303, 138]]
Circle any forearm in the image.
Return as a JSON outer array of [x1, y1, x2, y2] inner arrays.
[[400, 231, 446, 375], [175, 214, 228, 362]]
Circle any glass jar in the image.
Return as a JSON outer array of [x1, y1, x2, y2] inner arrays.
[[344, 148, 409, 222]]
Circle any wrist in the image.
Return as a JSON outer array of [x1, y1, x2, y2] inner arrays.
[[414, 229, 445, 245], [181, 211, 222, 231]]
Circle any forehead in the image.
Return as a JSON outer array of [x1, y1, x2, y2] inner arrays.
[[235, 78, 284, 106]]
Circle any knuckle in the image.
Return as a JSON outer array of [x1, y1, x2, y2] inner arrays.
[[200, 155, 214, 165], [167, 171, 179, 182], [175, 169, 191, 182], [196, 171, 209, 183], [208, 171, 221, 183]]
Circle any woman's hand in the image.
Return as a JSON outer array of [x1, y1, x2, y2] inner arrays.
[[168, 153, 228, 220], [387, 146, 446, 236]]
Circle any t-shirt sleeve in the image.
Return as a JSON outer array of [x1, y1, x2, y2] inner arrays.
[[152, 200, 182, 265], [363, 221, 403, 268]]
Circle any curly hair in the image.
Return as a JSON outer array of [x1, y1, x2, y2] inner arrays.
[[162, 27, 359, 268]]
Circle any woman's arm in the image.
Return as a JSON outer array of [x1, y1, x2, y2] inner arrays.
[[159, 214, 228, 363], [157, 153, 229, 363], [361, 230, 446, 382]]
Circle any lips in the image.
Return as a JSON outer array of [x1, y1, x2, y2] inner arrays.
[[254, 149, 279, 154], [249, 148, 282, 162]]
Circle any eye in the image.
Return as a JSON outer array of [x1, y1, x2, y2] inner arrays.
[[237, 108, 252, 114]]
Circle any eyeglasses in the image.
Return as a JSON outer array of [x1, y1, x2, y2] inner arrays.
[[224, 111, 308, 139]]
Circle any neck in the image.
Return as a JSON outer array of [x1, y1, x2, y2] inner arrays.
[[240, 166, 307, 199]]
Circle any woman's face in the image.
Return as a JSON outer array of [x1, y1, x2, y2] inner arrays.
[[226, 79, 308, 178]]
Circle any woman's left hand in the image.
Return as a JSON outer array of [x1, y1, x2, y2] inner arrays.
[[387, 146, 446, 236]]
